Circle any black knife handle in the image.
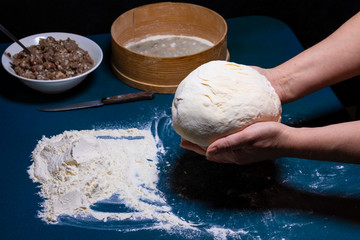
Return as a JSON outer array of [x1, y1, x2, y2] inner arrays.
[[101, 91, 155, 105]]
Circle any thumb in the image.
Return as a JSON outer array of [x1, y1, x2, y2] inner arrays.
[[206, 132, 245, 157]]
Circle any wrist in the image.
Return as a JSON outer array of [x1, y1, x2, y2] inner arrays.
[[263, 67, 295, 104], [279, 125, 344, 161]]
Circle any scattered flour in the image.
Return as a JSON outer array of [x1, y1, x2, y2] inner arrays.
[[206, 227, 250, 240], [28, 126, 258, 239], [28, 128, 193, 230]]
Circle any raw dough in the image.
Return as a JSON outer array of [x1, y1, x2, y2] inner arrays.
[[172, 60, 282, 147]]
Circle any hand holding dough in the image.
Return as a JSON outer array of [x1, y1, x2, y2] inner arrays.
[[172, 60, 282, 147]]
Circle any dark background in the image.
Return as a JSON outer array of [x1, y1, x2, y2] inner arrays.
[[1, 0, 360, 117]]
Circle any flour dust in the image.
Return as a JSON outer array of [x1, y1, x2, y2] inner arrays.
[[27, 113, 258, 239]]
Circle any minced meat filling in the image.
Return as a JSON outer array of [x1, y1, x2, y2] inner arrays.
[[11, 37, 94, 80]]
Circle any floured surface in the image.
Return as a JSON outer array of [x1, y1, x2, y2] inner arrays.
[[2, 16, 357, 240], [28, 128, 193, 230], [26, 112, 360, 240]]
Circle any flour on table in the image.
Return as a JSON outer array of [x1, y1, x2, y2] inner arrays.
[[28, 128, 193, 230]]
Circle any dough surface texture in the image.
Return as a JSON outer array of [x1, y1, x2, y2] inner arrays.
[[172, 60, 282, 147]]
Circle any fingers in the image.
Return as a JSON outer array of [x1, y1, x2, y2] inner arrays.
[[180, 139, 207, 155], [207, 131, 246, 156], [207, 151, 240, 164], [205, 137, 236, 164], [178, 133, 246, 164], [179, 137, 252, 165], [206, 131, 253, 165], [179, 138, 237, 164], [179, 122, 284, 165]]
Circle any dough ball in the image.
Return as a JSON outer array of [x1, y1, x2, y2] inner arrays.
[[171, 60, 282, 147]]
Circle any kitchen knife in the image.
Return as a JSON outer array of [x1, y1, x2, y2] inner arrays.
[[38, 91, 155, 112]]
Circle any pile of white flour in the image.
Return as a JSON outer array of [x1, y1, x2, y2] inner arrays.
[[28, 128, 193, 230]]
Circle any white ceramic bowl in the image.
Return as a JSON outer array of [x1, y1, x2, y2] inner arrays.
[[1, 32, 103, 94]]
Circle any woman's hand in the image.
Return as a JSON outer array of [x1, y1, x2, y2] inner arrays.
[[205, 122, 288, 164], [181, 121, 289, 165], [181, 120, 360, 165], [179, 12, 360, 164]]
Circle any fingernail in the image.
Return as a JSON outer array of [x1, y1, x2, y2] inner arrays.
[[207, 147, 217, 155]]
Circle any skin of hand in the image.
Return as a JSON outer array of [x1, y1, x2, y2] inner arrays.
[[206, 122, 287, 164], [180, 12, 360, 164], [205, 121, 360, 164], [182, 120, 360, 165], [266, 11, 360, 104], [181, 121, 287, 165]]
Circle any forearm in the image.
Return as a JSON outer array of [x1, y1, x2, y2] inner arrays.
[[268, 11, 360, 103], [281, 121, 360, 163]]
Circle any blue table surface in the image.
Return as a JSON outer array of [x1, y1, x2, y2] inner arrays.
[[1, 16, 360, 240]]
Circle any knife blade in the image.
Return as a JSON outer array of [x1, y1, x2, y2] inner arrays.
[[38, 91, 155, 112]]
